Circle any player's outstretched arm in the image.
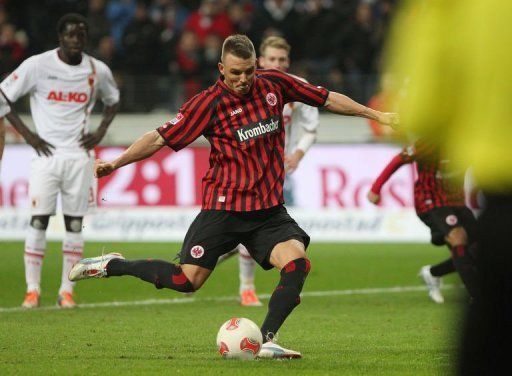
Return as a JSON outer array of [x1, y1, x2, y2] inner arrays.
[[367, 152, 409, 205], [95, 130, 165, 178], [324, 91, 399, 128]]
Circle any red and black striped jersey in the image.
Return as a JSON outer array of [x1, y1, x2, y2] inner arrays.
[[157, 69, 329, 211], [404, 139, 465, 214], [370, 139, 465, 214]]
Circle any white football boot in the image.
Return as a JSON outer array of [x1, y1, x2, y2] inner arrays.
[[68, 253, 124, 282], [257, 340, 302, 359], [419, 265, 444, 304]]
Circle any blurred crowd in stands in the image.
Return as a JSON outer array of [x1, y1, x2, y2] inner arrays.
[[0, 0, 395, 113]]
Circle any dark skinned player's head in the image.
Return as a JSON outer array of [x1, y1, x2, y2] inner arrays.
[[56, 13, 88, 63]]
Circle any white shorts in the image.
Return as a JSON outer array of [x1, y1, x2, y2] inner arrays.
[[29, 153, 97, 217]]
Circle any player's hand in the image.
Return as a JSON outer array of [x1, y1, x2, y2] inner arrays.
[[26, 132, 54, 157], [367, 190, 381, 205], [80, 129, 106, 150], [94, 159, 116, 178], [377, 112, 400, 129], [285, 150, 304, 174]]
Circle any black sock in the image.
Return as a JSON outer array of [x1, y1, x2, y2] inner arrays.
[[260, 258, 311, 342], [430, 258, 455, 277], [450, 245, 479, 298], [106, 259, 195, 292]]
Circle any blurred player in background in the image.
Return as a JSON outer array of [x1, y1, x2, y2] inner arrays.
[[0, 13, 119, 308], [386, 1, 512, 372], [70, 34, 397, 359], [217, 36, 320, 307], [368, 139, 479, 302]]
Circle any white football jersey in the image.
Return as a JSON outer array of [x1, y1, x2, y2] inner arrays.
[[0, 92, 10, 117], [0, 49, 119, 156], [282, 101, 319, 155]]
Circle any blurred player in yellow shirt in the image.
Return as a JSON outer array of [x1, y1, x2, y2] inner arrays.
[[385, 0, 512, 373]]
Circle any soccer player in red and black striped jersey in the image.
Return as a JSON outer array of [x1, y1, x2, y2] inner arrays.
[[368, 139, 478, 301], [69, 34, 397, 359]]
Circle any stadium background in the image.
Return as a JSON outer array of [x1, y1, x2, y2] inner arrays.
[[0, 2, 469, 374], [0, 0, 466, 242]]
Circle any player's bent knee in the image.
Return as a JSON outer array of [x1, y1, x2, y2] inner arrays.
[[181, 264, 212, 291], [270, 239, 307, 269], [30, 215, 50, 230], [64, 215, 83, 233], [282, 257, 311, 276]]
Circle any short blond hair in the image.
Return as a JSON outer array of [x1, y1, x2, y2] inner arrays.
[[259, 36, 291, 56], [221, 34, 256, 61]]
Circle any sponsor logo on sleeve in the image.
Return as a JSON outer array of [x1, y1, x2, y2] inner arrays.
[[163, 113, 184, 129]]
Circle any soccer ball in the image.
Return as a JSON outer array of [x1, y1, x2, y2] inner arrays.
[[216, 318, 263, 359]]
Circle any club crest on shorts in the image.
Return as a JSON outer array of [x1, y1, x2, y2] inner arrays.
[[266, 93, 277, 106], [190, 245, 205, 259], [446, 215, 458, 226]]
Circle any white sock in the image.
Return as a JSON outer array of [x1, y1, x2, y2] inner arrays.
[[59, 231, 84, 295], [238, 244, 256, 293], [24, 226, 46, 293]]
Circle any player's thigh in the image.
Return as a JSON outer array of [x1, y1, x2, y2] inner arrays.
[[179, 210, 240, 270], [29, 156, 60, 215], [61, 155, 95, 216], [269, 239, 306, 270], [243, 205, 310, 270]]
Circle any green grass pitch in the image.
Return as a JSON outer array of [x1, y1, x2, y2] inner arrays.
[[0, 241, 466, 375]]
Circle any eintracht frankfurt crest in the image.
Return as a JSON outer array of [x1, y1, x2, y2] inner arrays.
[[266, 92, 277, 106], [190, 245, 205, 258]]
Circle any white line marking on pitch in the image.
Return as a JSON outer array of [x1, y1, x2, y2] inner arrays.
[[0, 284, 457, 313]]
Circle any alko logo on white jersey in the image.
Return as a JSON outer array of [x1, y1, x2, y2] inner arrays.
[[47, 91, 88, 103]]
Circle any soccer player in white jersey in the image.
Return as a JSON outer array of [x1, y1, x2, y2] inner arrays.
[[219, 36, 319, 307], [0, 14, 120, 308]]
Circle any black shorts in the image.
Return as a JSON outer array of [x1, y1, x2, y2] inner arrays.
[[178, 205, 310, 270], [419, 206, 477, 246]]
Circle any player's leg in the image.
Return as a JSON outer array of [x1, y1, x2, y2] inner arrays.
[[238, 244, 262, 307], [445, 225, 478, 297], [419, 258, 454, 304], [106, 258, 207, 291], [429, 258, 456, 278], [69, 250, 207, 292], [22, 215, 50, 308], [22, 156, 59, 308], [257, 239, 309, 359], [57, 215, 84, 307], [425, 207, 479, 297], [418, 208, 472, 302], [59, 155, 95, 307], [261, 239, 309, 341], [70, 210, 238, 292], [243, 206, 310, 358]]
